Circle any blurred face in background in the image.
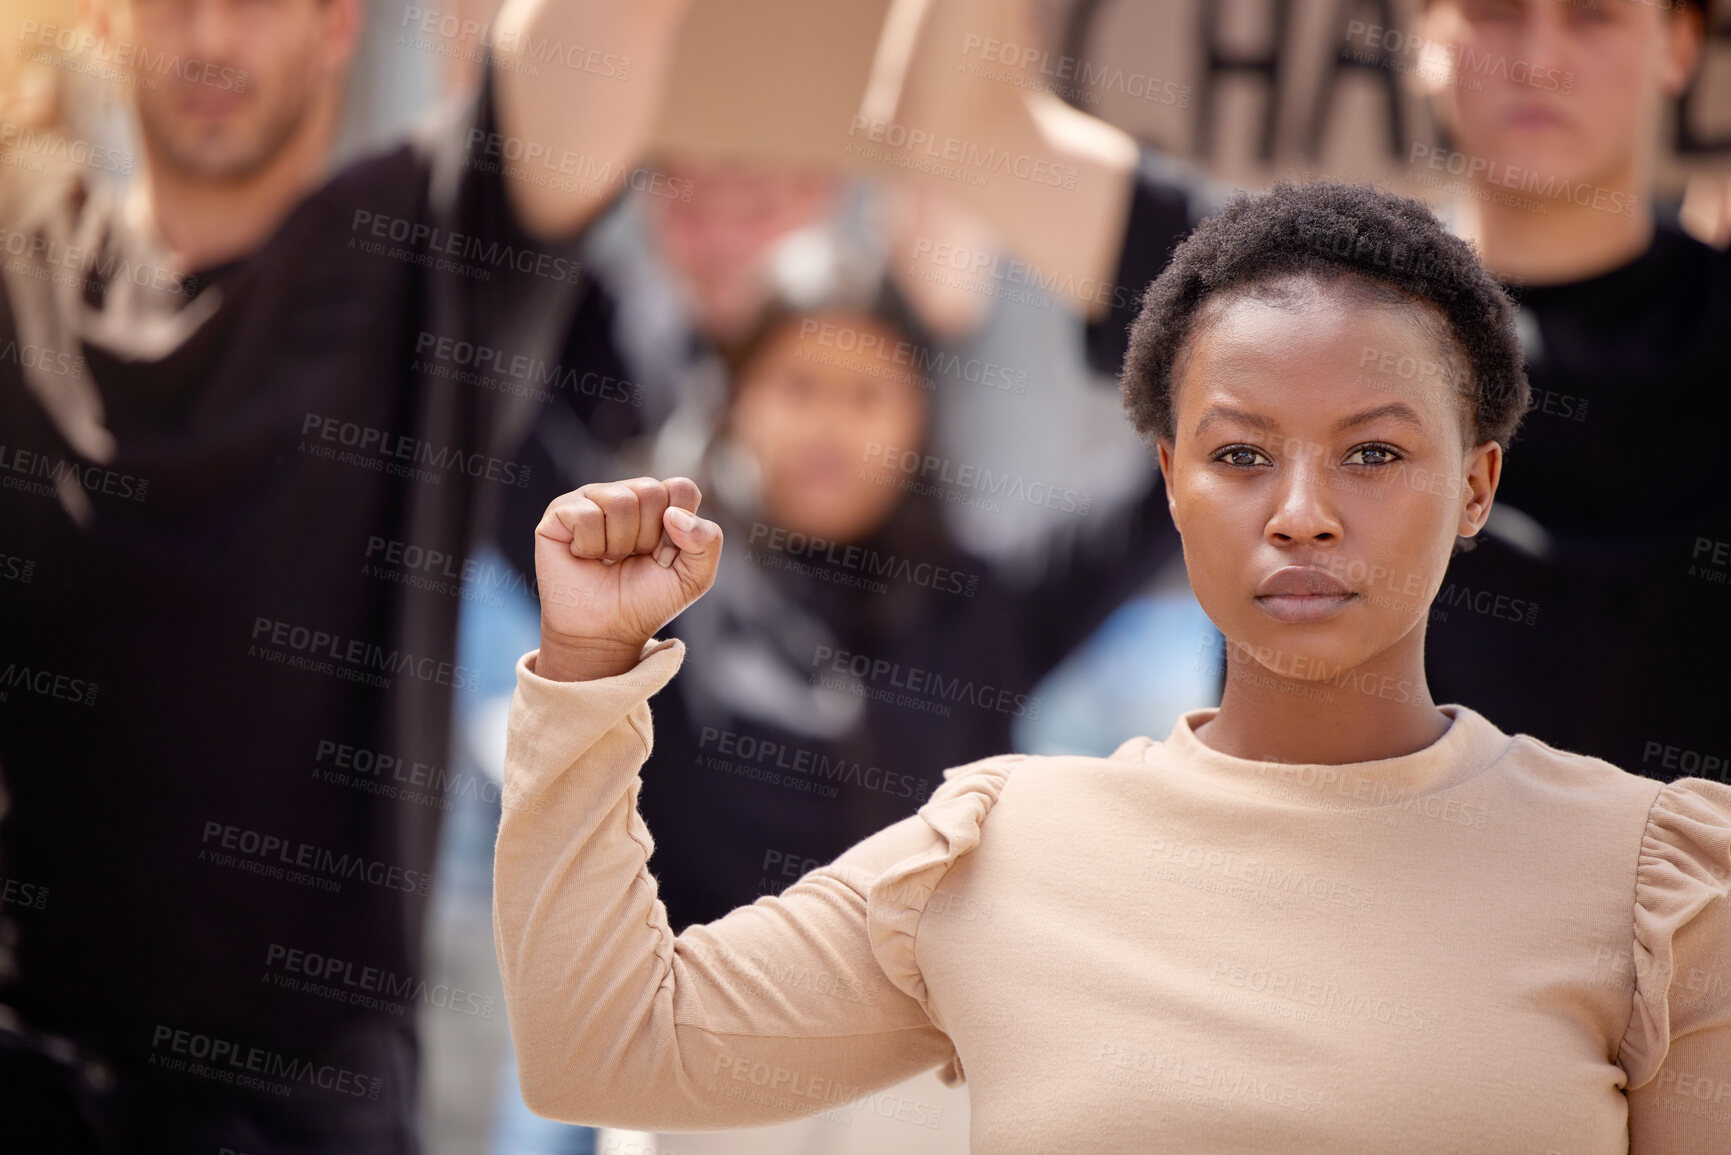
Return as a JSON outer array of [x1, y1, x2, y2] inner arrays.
[[98, 0, 358, 180], [1419, 0, 1701, 191], [728, 312, 928, 544], [647, 160, 839, 344]]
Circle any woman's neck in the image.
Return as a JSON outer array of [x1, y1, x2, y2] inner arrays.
[[1194, 628, 1449, 765]]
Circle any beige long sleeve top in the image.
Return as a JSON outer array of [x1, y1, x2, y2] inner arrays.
[[494, 637, 1731, 1153]]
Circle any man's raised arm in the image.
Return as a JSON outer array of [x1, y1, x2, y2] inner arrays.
[[488, 0, 690, 239], [860, 0, 1140, 321]]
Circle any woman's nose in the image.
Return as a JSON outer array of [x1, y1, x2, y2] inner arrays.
[[1265, 457, 1343, 545]]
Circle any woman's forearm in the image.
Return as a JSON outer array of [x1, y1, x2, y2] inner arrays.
[[493, 637, 958, 1130]]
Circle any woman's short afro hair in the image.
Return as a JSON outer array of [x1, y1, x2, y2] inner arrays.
[[1121, 180, 1529, 454]]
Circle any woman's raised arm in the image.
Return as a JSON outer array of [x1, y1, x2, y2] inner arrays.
[[493, 478, 967, 1129]]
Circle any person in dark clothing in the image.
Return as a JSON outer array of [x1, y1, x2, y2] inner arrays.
[[1082, 148, 1228, 379], [1423, 221, 1731, 780], [0, 0, 689, 1148], [1406, 0, 1731, 782], [504, 293, 1181, 931]]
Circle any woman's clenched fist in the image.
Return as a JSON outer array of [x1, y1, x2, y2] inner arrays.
[[532, 476, 722, 681]]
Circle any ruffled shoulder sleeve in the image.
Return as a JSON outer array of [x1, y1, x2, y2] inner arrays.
[[1108, 735, 1157, 761], [865, 754, 1020, 1084], [1618, 777, 1731, 1090]]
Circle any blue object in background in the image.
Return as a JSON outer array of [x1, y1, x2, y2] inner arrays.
[[490, 1051, 597, 1155], [1014, 590, 1222, 757], [446, 546, 599, 1155]]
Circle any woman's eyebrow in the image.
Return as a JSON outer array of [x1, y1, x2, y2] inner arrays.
[[1333, 402, 1424, 433], [1193, 401, 1427, 439], [1194, 406, 1277, 436]]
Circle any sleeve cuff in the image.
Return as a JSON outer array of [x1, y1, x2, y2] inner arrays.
[[503, 637, 687, 806], [519, 635, 683, 686]]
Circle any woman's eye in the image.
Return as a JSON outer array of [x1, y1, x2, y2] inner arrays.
[[1214, 445, 1270, 468], [1344, 443, 1402, 467]]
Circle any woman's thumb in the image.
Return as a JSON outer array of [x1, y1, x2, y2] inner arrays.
[[662, 506, 722, 580]]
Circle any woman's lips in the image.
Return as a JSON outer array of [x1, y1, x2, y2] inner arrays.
[[1254, 565, 1358, 623], [1255, 592, 1358, 624]]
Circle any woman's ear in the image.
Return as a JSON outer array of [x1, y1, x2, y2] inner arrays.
[[1456, 439, 1502, 539], [1156, 437, 1180, 528]]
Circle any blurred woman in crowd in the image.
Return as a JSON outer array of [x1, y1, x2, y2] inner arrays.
[[594, 284, 1180, 929]]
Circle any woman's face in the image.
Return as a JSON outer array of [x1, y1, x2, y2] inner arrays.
[[730, 313, 928, 543], [1156, 280, 1502, 685]]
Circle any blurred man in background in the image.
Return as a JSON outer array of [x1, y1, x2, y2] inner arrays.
[[1413, 0, 1731, 780], [0, 0, 687, 1149]]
